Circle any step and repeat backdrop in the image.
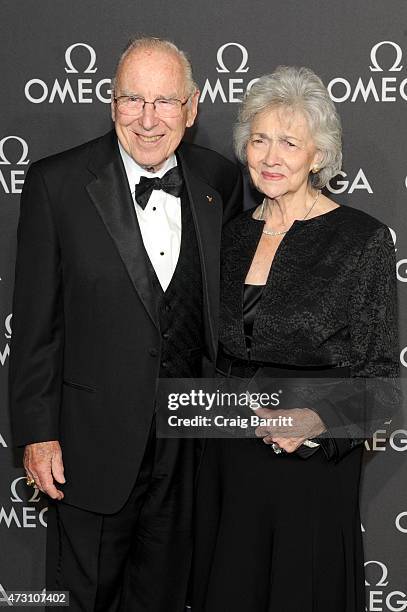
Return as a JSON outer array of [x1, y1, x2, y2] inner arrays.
[[1, 1, 407, 610]]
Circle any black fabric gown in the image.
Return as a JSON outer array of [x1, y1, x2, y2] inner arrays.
[[192, 205, 398, 612]]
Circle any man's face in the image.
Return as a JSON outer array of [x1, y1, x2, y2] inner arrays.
[[112, 48, 199, 171]]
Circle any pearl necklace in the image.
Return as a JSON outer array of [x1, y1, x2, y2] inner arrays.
[[260, 190, 321, 237]]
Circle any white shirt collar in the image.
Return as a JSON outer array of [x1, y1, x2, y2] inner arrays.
[[118, 140, 177, 194]]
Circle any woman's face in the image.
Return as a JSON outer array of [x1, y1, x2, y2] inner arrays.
[[246, 106, 320, 199]]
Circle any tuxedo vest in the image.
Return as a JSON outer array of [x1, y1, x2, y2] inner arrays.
[[146, 188, 204, 378]]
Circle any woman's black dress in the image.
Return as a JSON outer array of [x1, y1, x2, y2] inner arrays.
[[192, 205, 398, 612]]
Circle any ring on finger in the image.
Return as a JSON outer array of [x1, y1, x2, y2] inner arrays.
[[271, 443, 284, 455]]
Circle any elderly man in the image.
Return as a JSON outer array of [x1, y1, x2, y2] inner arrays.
[[10, 37, 242, 611]]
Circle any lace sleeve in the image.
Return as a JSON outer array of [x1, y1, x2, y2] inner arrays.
[[349, 225, 399, 379], [309, 225, 400, 461]]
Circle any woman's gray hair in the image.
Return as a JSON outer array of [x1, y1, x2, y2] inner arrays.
[[233, 66, 342, 188], [113, 36, 198, 98]]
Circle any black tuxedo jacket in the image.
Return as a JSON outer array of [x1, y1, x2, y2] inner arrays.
[[9, 130, 242, 513]]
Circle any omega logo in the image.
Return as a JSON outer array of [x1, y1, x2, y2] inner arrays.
[[200, 42, 258, 104], [24, 42, 111, 104], [328, 41, 407, 103], [365, 560, 407, 611], [369, 41, 403, 72], [0, 137, 29, 195], [10, 476, 41, 504], [365, 560, 389, 587], [64, 43, 98, 74], [0, 477, 47, 528], [0, 136, 29, 165], [216, 42, 249, 73]]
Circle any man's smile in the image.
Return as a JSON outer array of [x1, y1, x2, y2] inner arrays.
[[136, 134, 163, 143]]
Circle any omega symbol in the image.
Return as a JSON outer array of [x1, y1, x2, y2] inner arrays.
[[216, 42, 249, 73], [10, 476, 41, 503], [64, 43, 98, 74], [364, 560, 389, 587], [0, 137, 29, 165], [369, 41, 403, 72]]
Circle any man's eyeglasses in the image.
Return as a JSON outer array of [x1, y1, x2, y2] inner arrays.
[[114, 95, 190, 118]]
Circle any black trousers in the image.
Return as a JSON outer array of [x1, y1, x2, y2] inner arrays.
[[46, 424, 196, 612]]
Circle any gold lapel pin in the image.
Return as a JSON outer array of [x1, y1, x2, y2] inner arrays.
[[206, 195, 213, 203]]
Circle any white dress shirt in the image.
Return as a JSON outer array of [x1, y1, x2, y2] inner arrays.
[[118, 142, 182, 291]]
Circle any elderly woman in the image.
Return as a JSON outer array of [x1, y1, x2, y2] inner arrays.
[[191, 67, 398, 611]]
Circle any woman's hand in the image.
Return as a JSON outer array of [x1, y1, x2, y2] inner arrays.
[[253, 407, 326, 453]]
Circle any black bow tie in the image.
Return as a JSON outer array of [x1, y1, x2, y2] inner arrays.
[[134, 166, 184, 209]]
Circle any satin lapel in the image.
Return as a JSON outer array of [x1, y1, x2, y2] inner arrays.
[[178, 153, 223, 361], [86, 137, 159, 329]]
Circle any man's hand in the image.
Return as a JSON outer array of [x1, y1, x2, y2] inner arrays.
[[24, 441, 65, 500], [254, 408, 326, 453]]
